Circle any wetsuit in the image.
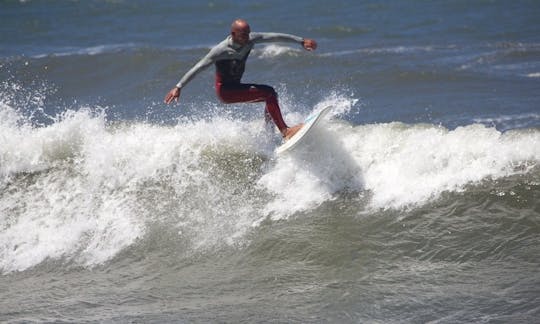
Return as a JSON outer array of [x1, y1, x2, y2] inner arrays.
[[175, 32, 304, 132]]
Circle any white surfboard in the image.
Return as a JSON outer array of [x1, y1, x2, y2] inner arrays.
[[276, 106, 332, 154]]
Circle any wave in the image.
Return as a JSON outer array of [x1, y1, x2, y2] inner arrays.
[[473, 112, 540, 130], [320, 45, 439, 58], [317, 42, 540, 80], [1, 93, 540, 273], [255, 44, 301, 59], [309, 24, 371, 38], [2, 43, 212, 60], [455, 42, 540, 76], [30, 43, 138, 58]]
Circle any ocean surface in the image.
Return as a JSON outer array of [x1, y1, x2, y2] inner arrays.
[[1, 0, 540, 322]]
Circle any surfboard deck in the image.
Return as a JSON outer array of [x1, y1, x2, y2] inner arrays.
[[276, 106, 332, 154]]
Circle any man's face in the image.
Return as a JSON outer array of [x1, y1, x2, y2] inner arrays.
[[232, 27, 250, 45]]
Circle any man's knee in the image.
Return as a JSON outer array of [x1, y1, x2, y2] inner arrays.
[[252, 84, 276, 97], [260, 85, 278, 102]]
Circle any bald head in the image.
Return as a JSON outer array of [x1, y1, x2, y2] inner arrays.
[[231, 19, 250, 33], [231, 19, 251, 45]]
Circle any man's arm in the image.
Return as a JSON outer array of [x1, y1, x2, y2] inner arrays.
[[251, 32, 317, 51], [165, 42, 225, 104], [175, 52, 215, 90]]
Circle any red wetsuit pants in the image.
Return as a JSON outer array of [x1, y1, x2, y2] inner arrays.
[[215, 76, 288, 132]]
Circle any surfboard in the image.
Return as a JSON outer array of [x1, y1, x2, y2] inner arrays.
[[276, 106, 332, 154]]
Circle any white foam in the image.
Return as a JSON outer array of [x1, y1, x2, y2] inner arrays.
[[0, 103, 274, 272], [258, 125, 363, 219], [0, 107, 147, 272], [345, 123, 540, 210]]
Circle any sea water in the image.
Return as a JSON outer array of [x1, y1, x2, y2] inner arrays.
[[1, 1, 539, 322]]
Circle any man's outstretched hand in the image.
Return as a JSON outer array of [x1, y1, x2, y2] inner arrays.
[[164, 87, 181, 104], [302, 38, 317, 51]]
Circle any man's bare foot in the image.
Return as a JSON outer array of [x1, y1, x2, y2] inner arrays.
[[283, 124, 304, 140]]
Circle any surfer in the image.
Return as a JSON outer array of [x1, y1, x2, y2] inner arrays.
[[164, 19, 317, 139]]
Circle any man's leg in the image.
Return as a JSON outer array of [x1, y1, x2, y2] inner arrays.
[[217, 83, 289, 134]]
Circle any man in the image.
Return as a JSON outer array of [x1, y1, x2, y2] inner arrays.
[[164, 19, 317, 139]]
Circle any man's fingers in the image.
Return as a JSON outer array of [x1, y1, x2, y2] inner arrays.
[[164, 89, 180, 104], [303, 39, 317, 51], [165, 91, 178, 104]]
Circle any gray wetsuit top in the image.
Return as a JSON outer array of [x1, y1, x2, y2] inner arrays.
[[176, 32, 304, 88]]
